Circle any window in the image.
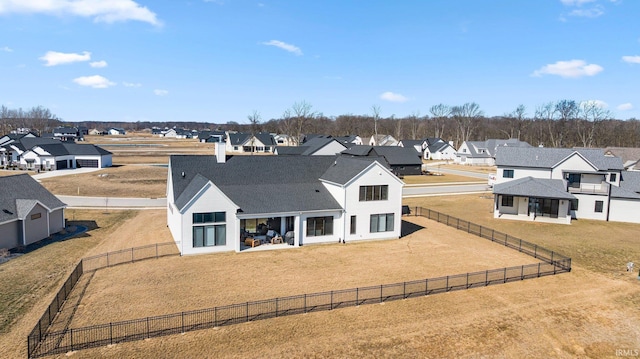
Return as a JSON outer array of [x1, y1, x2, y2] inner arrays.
[[359, 185, 389, 201], [595, 200, 604, 213], [503, 169, 514, 178], [350, 216, 356, 235], [610, 173, 617, 182], [193, 225, 226, 247], [193, 212, 226, 247], [30, 213, 41, 220], [307, 216, 333, 236], [501, 195, 514, 207], [370, 213, 395, 233], [570, 199, 579, 211], [193, 212, 225, 224]]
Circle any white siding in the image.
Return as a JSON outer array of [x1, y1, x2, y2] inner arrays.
[[342, 163, 403, 242], [495, 167, 551, 185], [572, 194, 608, 221], [609, 198, 640, 224], [551, 154, 597, 179], [300, 211, 344, 245]]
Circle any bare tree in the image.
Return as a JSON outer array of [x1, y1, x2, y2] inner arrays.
[[576, 101, 611, 147], [429, 104, 450, 138], [408, 111, 421, 140], [247, 110, 261, 154], [451, 102, 483, 146], [371, 105, 381, 138]]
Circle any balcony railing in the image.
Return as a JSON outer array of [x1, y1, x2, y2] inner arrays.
[[567, 182, 609, 194]]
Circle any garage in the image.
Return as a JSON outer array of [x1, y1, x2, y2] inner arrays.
[[55, 160, 68, 170], [76, 159, 99, 168]]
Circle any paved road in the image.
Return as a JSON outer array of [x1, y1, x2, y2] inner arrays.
[[58, 195, 166, 209]]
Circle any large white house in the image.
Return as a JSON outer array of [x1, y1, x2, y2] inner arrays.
[[455, 139, 531, 166], [492, 147, 640, 224], [167, 150, 404, 255]]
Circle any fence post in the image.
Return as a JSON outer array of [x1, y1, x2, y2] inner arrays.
[[425, 278, 428, 295], [380, 284, 383, 303], [485, 270, 488, 286], [479, 226, 482, 238], [330, 291, 333, 310], [70, 328, 73, 351], [356, 287, 359, 305], [182, 312, 185, 332], [466, 273, 469, 289], [503, 268, 507, 283], [491, 230, 494, 242], [456, 218, 460, 229], [534, 245, 537, 258], [110, 322, 113, 345], [519, 239, 522, 252], [467, 222, 470, 233], [245, 303, 249, 322], [214, 307, 217, 327], [146, 317, 150, 339], [131, 247, 134, 263], [538, 262, 541, 277], [107, 252, 110, 267], [276, 298, 279, 317], [521, 265, 524, 280], [446, 276, 449, 291], [156, 244, 159, 259], [304, 294, 307, 313]]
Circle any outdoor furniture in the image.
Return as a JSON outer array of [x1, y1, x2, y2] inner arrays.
[[244, 237, 260, 247], [271, 236, 283, 244]]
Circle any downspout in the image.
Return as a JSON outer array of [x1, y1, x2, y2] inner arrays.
[[342, 184, 347, 242], [606, 181, 612, 222]]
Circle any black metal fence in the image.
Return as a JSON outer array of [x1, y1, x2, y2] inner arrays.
[[27, 242, 179, 358], [29, 261, 565, 357], [28, 211, 572, 358], [413, 207, 572, 271]]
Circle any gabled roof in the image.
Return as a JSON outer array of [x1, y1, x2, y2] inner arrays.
[[495, 147, 624, 171], [320, 156, 387, 185], [11, 137, 61, 151], [37, 143, 112, 156], [462, 139, 531, 158], [170, 155, 354, 214], [427, 141, 453, 153], [227, 132, 275, 147], [275, 146, 307, 155], [341, 145, 421, 165], [53, 127, 78, 135], [398, 140, 426, 148], [493, 177, 576, 200], [0, 174, 67, 223], [297, 137, 347, 155]]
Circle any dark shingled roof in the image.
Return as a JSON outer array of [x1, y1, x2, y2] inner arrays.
[[612, 171, 640, 199], [495, 147, 624, 171], [320, 156, 384, 185], [493, 177, 576, 200], [36, 143, 112, 156], [170, 155, 381, 214], [0, 174, 66, 223], [275, 146, 306, 155], [341, 145, 421, 165]]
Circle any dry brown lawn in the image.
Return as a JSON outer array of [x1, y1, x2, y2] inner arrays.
[[0, 169, 36, 177], [68, 216, 540, 327], [431, 163, 497, 174], [39, 165, 168, 198], [402, 173, 483, 185]]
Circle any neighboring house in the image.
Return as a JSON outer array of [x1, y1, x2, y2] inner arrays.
[[603, 147, 640, 171], [398, 139, 428, 155], [88, 129, 106, 136], [167, 154, 404, 255], [199, 130, 226, 143], [48, 127, 82, 142], [424, 138, 457, 160], [1, 136, 112, 170], [275, 137, 348, 156], [455, 139, 531, 166], [334, 135, 363, 147], [226, 132, 276, 153], [369, 134, 398, 146], [0, 174, 67, 251], [274, 134, 295, 147], [341, 145, 423, 176], [107, 128, 126, 135], [492, 146, 639, 224]]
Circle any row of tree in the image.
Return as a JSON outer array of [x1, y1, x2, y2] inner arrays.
[[2, 101, 640, 148]]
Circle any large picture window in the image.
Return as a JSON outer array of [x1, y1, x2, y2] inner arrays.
[[359, 185, 389, 201], [193, 211, 226, 247], [370, 213, 394, 233], [306, 216, 333, 237]]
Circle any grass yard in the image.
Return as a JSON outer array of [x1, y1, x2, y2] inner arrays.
[[0, 210, 138, 359], [39, 165, 168, 198], [402, 173, 483, 185], [68, 216, 540, 327]]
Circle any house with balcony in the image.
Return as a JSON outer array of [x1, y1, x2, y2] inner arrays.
[[492, 147, 638, 224], [167, 148, 404, 255]]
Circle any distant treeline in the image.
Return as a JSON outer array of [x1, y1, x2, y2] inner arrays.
[[2, 101, 640, 148]]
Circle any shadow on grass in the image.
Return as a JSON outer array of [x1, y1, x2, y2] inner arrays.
[[11, 220, 98, 255], [401, 219, 424, 237]]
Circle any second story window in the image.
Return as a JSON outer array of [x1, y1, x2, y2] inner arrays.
[[359, 185, 389, 201], [610, 173, 617, 182], [503, 169, 514, 178]]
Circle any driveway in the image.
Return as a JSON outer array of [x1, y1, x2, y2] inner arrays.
[[33, 167, 102, 180]]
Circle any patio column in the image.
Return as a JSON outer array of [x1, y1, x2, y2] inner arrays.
[[294, 215, 301, 246]]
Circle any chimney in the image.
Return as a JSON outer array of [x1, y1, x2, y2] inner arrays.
[[214, 141, 226, 163]]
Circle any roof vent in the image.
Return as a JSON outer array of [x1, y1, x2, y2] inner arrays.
[[181, 171, 185, 178], [315, 189, 320, 193], [2, 209, 13, 215]]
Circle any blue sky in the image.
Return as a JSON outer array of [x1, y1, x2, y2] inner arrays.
[[1, 0, 639, 124]]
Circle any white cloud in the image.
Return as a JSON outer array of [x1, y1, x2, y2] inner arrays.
[[1, 46, 13, 52], [89, 60, 107, 68], [123, 82, 141, 87], [73, 75, 115, 88], [0, 0, 162, 27], [581, 99, 608, 109], [154, 89, 168, 96], [40, 51, 91, 66], [380, 91, 408, 103], [531, 59, 603, 78], [569, 6, 604, 18], [617, 103, 633, 111], [262, 40, 303, 56], [622, 55, 640, 64], [560, 0, 596, 5]]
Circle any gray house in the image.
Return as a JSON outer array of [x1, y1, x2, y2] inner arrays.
[[0, 174, 67, 250], [341, 145, 423, 176]]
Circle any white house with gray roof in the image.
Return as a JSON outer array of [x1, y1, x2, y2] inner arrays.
[[167, 153, 404, 255], [455, 139, 531, 166], [0, 174, 66, 250], [492, 147, 640, 224]]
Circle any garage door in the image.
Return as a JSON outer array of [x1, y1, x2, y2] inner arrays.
[[76, 159, 98, 168], [56, 160, 67, 169]]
